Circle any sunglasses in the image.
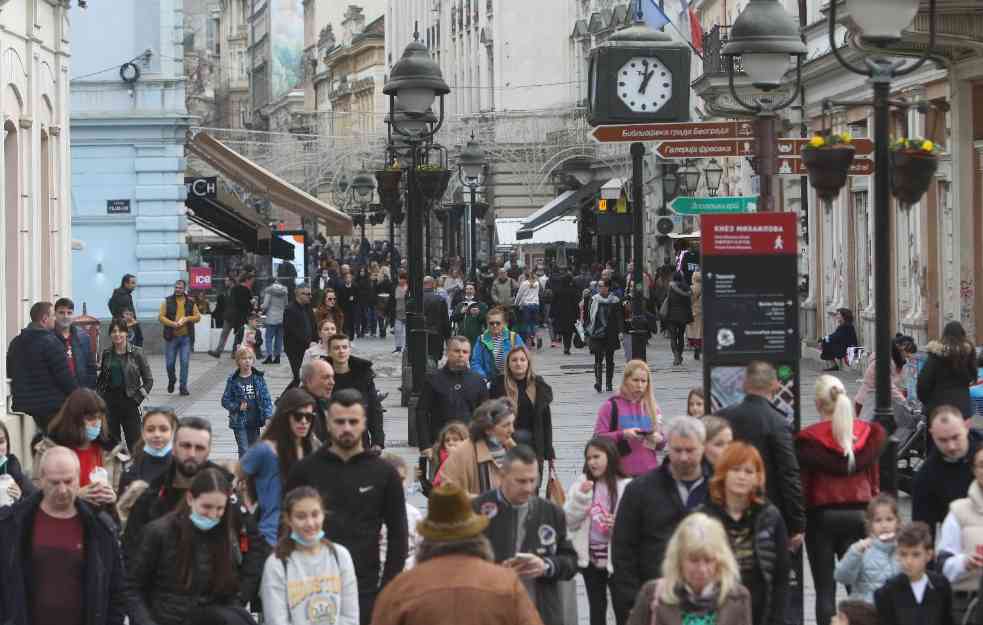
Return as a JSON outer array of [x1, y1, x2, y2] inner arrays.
[[291, 411, 316, 423]]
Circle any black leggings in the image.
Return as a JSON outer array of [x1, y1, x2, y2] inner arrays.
[[594, 349, 615, 386], [581, 563, 624, 625], [104, 388, 142, 451], [559, 332, 573, 352], [805, 507, 867, 625], [667, 322, 686, 355]]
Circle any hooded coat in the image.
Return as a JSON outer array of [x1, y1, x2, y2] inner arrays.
[[796, 419, 887, 509], [917, 339, 978, 419], [665, 279, 693, 325], [260, 281, 289, 325]]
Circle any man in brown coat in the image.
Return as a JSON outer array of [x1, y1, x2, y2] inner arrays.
[[371, 484, 543, 625]]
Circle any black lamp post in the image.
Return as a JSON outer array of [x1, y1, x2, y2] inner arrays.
[[336, 174, 350, 255], [383, 28, 449, 446], [676, 160, 703, 196], [722, 0, 808, 212], [704, 158, 725, 197], [457, 131, 487, 281], [350, 170, 376, 255], [819, 0, 938, 493]]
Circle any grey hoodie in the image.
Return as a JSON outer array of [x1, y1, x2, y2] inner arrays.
[[262, 282, 290, 325], [260, 542, 360, 625]]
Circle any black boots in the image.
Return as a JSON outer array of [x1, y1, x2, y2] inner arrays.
[[694, 347, 701, 361]]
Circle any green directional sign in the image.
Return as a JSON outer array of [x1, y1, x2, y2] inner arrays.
[[669, 195, 757, 215]]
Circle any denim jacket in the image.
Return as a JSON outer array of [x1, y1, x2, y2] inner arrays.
[[220, 369, 273, 429]]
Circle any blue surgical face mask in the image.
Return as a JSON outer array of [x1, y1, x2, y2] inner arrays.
[[190, 511, 221, 531], [290, 530, 325, 547], [85, 424, 102, 441], [0, 455, 7, 469], [144, 441, 172, 458]]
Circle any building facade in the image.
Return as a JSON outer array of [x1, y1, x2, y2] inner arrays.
[[0, 0, 73, 421], [70, 0, 192, 322]]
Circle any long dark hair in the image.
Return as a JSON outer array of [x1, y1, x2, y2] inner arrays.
[[941, 321, 975, 368], [262, 388, 317, 483], [582, 437, 626, 512], [173, 468, 238, 596], [47, 388, 110, 449], [274, 486, 334, 561], [837, 307, 854, 326], [891, 334, 917, 370]]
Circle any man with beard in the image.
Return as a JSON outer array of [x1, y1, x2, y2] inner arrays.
[[108, 274, 136, 319], [286, 389, 408, 625], [327, 334, 385, 449], [53, 298, 97, 389], [121, 417, 234, 563]]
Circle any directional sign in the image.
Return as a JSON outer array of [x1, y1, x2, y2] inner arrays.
[[777, 157, 874, 176], [776, 137, 875, 158], [670, 195, 758, 215], [656, 140, 755, 159], [591, 120, 755, 143]]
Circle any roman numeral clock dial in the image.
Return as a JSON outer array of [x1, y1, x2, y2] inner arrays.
[[617, 56, 673, 114]]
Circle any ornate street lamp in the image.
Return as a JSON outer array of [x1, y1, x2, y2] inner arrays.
[[350, 170, 376, 251], [820, 0, 938, 493], [722, 0, 808, 211], [676, 160, 702, 196], [457, 131, 487, 280], [704, 158, 725, 197], [383, 27, 449, 446]]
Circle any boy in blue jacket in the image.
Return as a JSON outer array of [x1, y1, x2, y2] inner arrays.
[[221, 345, 273, 456]]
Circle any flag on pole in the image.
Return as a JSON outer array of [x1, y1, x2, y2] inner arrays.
[[639, 0, 672, 32], [678, 0, 704, 54]]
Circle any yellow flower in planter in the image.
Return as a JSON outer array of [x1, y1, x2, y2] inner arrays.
[[921, 140, 934, 152], [808, 136, 825, 148], [841, 132, 853, 144]]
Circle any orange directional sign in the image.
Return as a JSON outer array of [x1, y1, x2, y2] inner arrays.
[[591, 120, 755, 143], [777, 157, 874, 176], [776, 137, 875, 157], [655, 140, 755, 159]]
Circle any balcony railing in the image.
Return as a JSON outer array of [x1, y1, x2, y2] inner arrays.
[[701, 24, 743, 76]]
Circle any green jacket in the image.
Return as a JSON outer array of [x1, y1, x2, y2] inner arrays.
[[453, 299, 488, 345]]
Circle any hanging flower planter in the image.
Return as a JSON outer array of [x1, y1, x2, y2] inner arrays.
[[801, 132, 856, 201], [890, 138, 939, 206], [375, 168, 402, 193], [415, 166, 452, 203]]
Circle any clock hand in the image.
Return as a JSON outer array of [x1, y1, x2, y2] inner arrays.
[[638, 70, 655, 94]]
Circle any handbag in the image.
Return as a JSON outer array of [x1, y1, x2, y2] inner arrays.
[[573, 320, 586, 349], [658, 296, 670, 321], [546, 461, 565, 506]]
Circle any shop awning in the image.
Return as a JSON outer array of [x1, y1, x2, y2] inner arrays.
[[185, 176, 295, 260], [515, 180, 603, 241], [498, 217, 579, 247], [187, 131, 353, 235]]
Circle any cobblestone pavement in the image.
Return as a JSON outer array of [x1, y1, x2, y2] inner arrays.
[[143, 334, 906, 625]]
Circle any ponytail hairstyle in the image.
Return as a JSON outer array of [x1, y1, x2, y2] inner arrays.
[[815, 374, 856, 471]]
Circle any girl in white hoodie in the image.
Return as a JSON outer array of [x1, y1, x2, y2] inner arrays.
[[564, 437, 632, 625]]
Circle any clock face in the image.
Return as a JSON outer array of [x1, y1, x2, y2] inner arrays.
[[617, 56, 673, 114]]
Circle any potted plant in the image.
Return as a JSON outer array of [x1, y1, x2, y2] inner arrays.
[[375, 164, 403, 195], [801, 131, 855, 201], [890, 137, 939, 205], [415, 163, 452, 202]]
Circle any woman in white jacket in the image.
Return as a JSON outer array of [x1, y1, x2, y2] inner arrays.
[[514, 271, 541, 347], [565, 436, 632, 625]]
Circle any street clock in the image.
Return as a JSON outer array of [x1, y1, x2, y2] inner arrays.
[[587, 21, 692, 126]]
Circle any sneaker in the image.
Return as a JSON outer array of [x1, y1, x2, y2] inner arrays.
[[167, 381, 175, 394], [273, 356, 281, 364], [606, 384, 613, 392], [594, 382, 602, 393], [262, 356, 273, 364], [179, 387, 190, 396]]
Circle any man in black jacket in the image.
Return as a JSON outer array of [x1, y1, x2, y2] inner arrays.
[[327, 334, 385, 448], [418, 336, 488, 452], [912, 406, 983, 530], [285, 389, 408, 625], [472, 445, 577, 625], [53, 298, 97, 389], [612, 416, 711, 623], [335, 264, 359, 338], [716, 361, 806, 544], [423, 275, 451, 365], [0, 446, 126, 625], [283, 286, 316, 389], [107, 273, 136, 318], [209, 272, 254, 358], [7, 301, 78, 431]]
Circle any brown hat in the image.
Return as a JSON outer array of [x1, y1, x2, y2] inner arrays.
[[417, 484, 489, 541]]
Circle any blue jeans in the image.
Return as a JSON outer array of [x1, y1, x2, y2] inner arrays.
[[232, 424, 260, 457], [362, 305, 377, 336], [164, 335, 191, 387], [521, 304, 539, 342], [265, 323, 284, 357]]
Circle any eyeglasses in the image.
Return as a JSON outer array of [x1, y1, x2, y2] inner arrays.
[[291, 411, 316, 423]]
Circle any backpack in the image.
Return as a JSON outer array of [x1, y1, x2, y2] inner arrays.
[[608, 398, 632, 456]]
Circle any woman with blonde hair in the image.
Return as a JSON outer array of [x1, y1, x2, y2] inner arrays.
[[489, 345, 555, 491], [627, 512, 752, 625], [796, 374, 886, 625], [593, 359, 665, 476]]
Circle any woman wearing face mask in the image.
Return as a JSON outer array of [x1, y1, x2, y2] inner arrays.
[[700, 442, 790, 625], [128, 468, 261, 625], [302, 318, 337, 366], [489, 345, 555, 490], [0, 421, 35, 506], [439, 398, 517, 496], [97, 318, 153, 451], [261, 486, 359, 625], [118, 408, 178, 498], [32, 388, 123, 508], [239, 388, 318, 548], [627, 512, 752, 625]]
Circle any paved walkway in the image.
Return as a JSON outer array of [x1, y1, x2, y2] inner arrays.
[[143, 334, 900, 625]]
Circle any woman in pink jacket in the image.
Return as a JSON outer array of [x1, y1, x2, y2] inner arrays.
[[592, 360, 665, 477]]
